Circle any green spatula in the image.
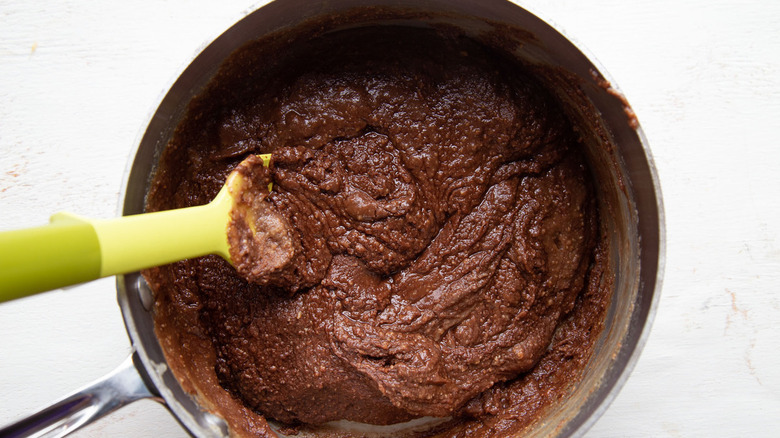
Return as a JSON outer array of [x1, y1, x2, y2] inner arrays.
[[0, 154, 271, 302]]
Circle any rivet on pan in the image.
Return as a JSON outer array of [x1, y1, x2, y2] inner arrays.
[[136, 275, 154, 311], [201, 412, 229, 436]]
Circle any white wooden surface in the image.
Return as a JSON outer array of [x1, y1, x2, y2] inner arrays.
[[1, 1, 779, 436]]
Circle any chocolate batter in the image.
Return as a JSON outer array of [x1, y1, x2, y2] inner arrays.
[[146, 23, 609, 437]]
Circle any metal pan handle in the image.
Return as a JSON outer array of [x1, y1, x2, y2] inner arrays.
[[0, 352, 160, 438]]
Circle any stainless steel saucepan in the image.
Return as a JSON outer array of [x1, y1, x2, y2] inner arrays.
[[0, 0, 664, 437]]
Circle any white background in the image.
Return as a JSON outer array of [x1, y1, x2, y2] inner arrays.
[[1, 0, 779, 436]]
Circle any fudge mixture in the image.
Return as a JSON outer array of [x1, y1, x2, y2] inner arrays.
[[146, 23, 609, 437]]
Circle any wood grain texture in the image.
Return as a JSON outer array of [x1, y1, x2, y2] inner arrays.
[[1, 0, 778, 436]]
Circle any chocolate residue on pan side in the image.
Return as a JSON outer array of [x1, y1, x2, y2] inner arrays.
[[145, 21, 610, 438], [591, 68, 639, 130]]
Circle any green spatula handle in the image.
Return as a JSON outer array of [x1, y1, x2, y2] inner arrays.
[[0, 213, 102, 302], [0, 189, 232, 302]]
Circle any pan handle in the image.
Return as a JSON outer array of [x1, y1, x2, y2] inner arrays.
[[0, 352, 160, 438]]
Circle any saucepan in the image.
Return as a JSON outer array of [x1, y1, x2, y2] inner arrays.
[[0, 0, 664, 437]]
